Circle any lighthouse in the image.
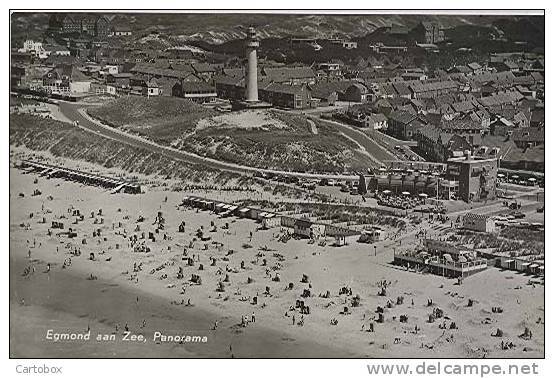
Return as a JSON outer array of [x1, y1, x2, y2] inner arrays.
[[245, 26, 259, 102]]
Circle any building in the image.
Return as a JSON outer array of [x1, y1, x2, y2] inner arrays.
[[341, 83, 371, 103], [462, 213, 496, 233], [412, 22, 445, 44], [172, 81, 217, 103], [49, 14, 112, 38], [262, 66, 316, 85], [316, 62, 342, 77], [414, 127, 473, 162], [387, 110, 422, 140], [42, 64, 91, 94], [511, 128, 545, 148], [446, 153, 499, 202], [293, 218, 325, 239], [358, 228, 385, 243], [365, 113, 388, 130], [109, 24, 133, 37], [259, 83, 315, 109], [394, 239, 488, 278]]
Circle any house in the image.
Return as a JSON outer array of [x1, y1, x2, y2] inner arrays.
[[366, 113, 388, 130], [387, 110, 421, 140], [102, 65, 119, 75], [191, 63, 224, 81], [213, 75, 246, 101], [262, 66, 316, 85], [467, 62, 484, 75], [411, 22, 445, 44], [463, 213, 496, 233], [309, 80, 352, 105], [392, 82, 412, 99], [512, 110, 531, 128], [409, 80, 459, 99], [172, 81, 217, 103], [42, 64, 91, 94], [316, 62, 342, 77], [43, 45, 71, 57], [49, 14, 112, 38], [530, 108, 544, 128], [489, 117, 514, 137], [90, 82, 116, 95], [144, 78, 161, 97], [109, 24, 133, 37], [259, 83, 315, 109], [511, 128, 544, 148], [502, 145, 544, 172], [414, 126, 472, 162], [341, 83, 371, 103]]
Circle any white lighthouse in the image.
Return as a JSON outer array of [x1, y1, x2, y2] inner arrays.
[[245, 26, 259, 102]]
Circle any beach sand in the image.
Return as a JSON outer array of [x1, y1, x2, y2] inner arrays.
[[9, 166, 544, 358]]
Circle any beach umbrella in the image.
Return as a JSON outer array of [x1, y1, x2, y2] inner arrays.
[[402, 191, 411, 196], [497, 173, 505, 178], [382, 190, 391, 194], [419, 193, 428, 198], [511, 175, 519, 179], [528, 178, 537, 182]]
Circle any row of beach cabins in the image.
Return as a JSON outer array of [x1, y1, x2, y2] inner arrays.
[[394, 239, 544, 278], [18, 159, 141, 194], [180, 195, 386, 244]]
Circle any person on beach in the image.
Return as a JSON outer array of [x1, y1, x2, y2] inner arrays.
[[251, 312, 255, 323]]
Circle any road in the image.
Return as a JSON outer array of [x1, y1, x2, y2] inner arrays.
[[310, 116, 399, 165], [58, 102, 358, 181]]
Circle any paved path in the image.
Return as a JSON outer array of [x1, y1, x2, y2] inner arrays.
[[58, 102, 358, 181]]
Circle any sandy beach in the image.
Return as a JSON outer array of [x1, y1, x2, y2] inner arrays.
[[9, 162, 544, 358]]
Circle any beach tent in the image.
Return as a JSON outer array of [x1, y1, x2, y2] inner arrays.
[[528, 264, 539, 274]]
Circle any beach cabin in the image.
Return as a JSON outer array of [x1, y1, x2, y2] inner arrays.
[[238, 207, 251, 218], [334, 235, 347, 246], [249, 208, 262, 221], [500, 258, 517, 270], [261, 213, 281, 229], [214, 203, 227, 213]]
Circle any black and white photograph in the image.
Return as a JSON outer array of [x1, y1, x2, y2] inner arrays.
[[7, 5, 547, 373]]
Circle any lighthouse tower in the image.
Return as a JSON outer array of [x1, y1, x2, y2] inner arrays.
[[245, 26, 259, 102]]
